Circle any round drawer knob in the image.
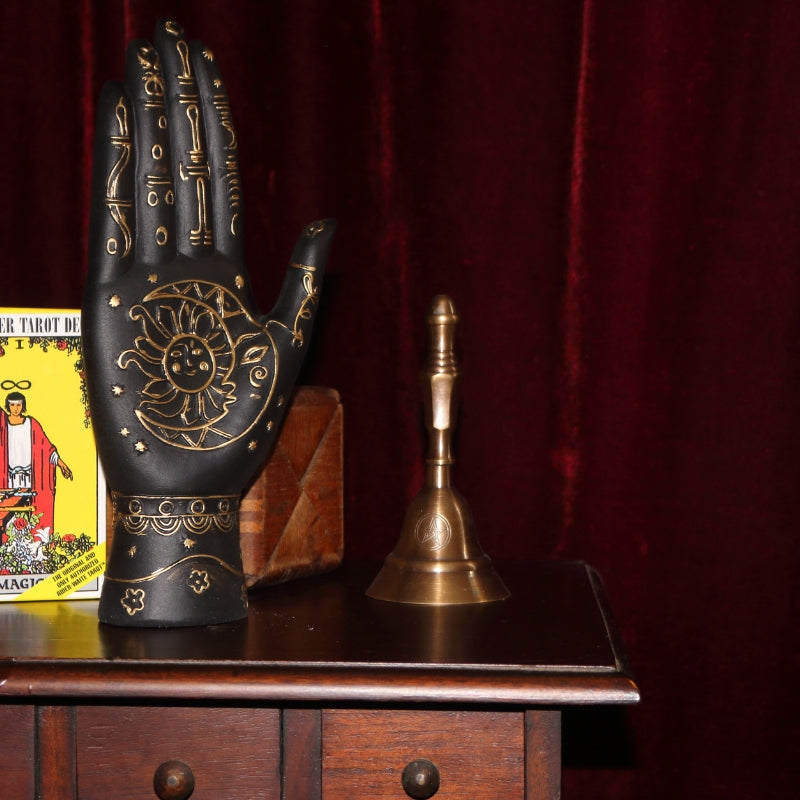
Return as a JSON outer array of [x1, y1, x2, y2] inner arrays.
[[153, 759, 195, 800], [401, 758, 440, 799]]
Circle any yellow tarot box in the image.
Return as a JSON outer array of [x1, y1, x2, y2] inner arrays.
[[0, 308, 105, 602]]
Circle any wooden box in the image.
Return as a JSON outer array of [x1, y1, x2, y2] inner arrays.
[[239, 386, 344, 589], [106, 386, 343, 590]]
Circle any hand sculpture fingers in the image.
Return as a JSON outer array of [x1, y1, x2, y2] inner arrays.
[[125, 39, 176, 265], [83, 19, 335, 627]]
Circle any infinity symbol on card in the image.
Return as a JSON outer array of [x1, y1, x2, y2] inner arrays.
[[1, 380, 32, 390]]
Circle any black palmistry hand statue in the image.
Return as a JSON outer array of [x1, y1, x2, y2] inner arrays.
[[82, 20, 335, 626]]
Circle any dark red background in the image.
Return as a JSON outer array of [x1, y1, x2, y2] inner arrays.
[[1, 1, 797, 796]]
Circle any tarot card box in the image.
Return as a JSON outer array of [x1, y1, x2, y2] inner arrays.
[[0, 308, 105, 602]]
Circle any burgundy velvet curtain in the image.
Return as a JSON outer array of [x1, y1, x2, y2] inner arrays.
[[1, 1, 796, 796]]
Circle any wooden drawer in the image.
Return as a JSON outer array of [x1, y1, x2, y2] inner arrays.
[[75, 706, 280, 799], [322, 709, 525, 799], [0, 705, 34, 797]]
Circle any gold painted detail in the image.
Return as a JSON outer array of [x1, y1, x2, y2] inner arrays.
[[212, 91, 241, 235], [112, 493, 238, 536], [105, 98, 133, 259], [104, 553, 243, 584], [304, 221, 326, 237], [108, 295, 122, 308], [136, 49, 174, 214], [270, 265, 319, 346], [167, 35, 213, 248], [117, 280, 277, 450], [188, 569, 210, 594], [137, 46, 165, 110], [121, 587, 146, 616]]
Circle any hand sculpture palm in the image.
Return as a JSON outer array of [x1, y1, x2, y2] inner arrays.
[[82, 20, 335, 626]]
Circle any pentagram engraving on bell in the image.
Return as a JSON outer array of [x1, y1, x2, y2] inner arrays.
[[414, 513, 452, 551]]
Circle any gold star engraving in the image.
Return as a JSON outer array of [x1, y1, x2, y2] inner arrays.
[[134, 440, 148, 453], [213, 78, 223, 88], [203, 48, 214, 61], [127, 545, 137, 558], [235, 274, 244, 288], [277, 395, 285, 408], [111, 385, 124, 396], [108, 295, 122, 308], [247, 440, 257, 452], [183, 538, 196, 549], [147, 273, 159, 284], [120, 427, 130, 437], [266, 420, 274, 432]]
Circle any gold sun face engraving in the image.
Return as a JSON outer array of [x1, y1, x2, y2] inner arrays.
[[117, 280, 277, 450]]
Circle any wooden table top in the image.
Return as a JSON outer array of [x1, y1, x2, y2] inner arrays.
[[0, 560, 639, 706]]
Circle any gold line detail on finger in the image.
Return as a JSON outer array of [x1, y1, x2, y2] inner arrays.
[[104, 97, 133, 258], [136, 46, 165, 111]]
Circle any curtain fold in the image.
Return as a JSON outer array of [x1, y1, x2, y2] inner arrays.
[[0, 2, 795, 797]]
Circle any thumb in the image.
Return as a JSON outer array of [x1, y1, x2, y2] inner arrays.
[[267, 219, 337, 347]]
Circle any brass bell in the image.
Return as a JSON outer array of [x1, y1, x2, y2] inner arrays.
[[367, 295, 509, 605]]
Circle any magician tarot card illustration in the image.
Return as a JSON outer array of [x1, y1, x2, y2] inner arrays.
[[0, 308, 106, 601]]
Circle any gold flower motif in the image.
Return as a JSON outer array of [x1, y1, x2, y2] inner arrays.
[[188, 569, 210, 595], [121, 587, 146, 615]]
